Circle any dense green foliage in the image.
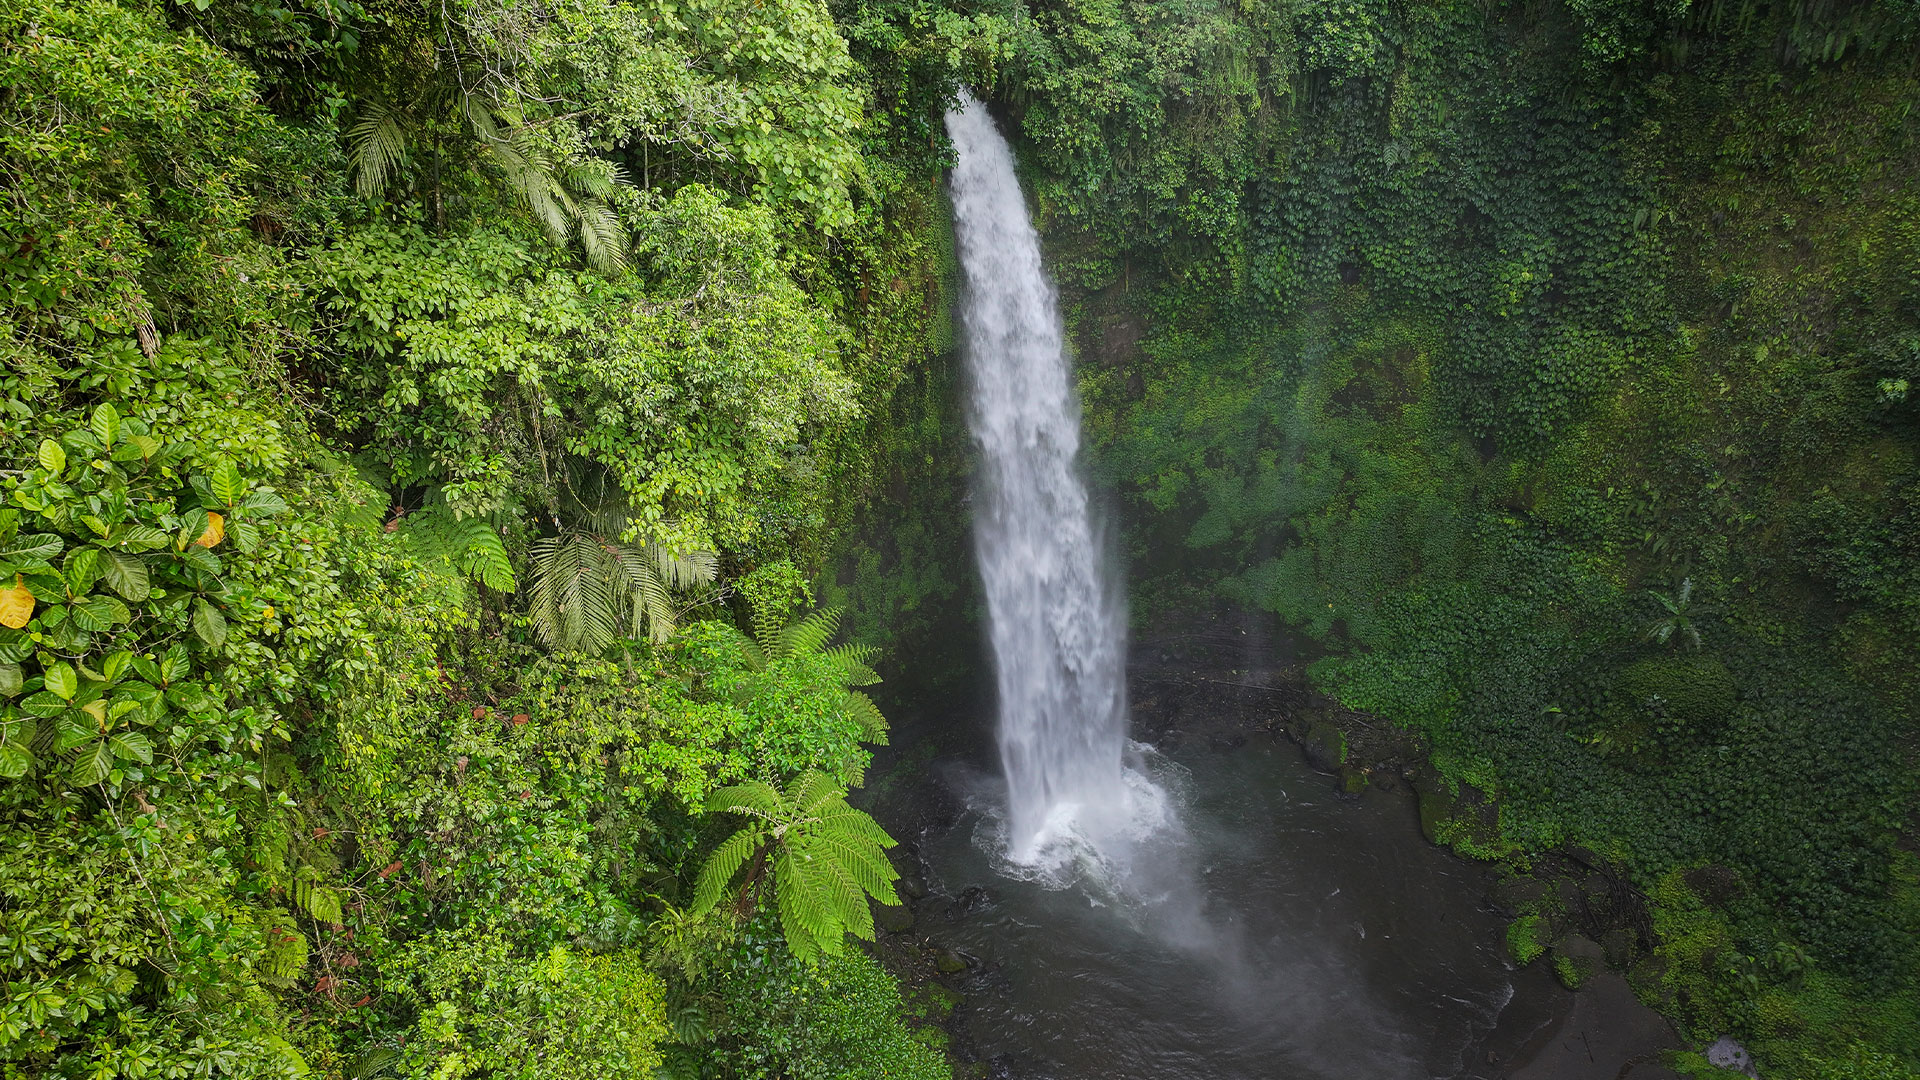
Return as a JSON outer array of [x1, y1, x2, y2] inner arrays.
[[991, 0, 1920, 1074], [0, 0, 991, 1073], [8, 0, 1920, 1075]]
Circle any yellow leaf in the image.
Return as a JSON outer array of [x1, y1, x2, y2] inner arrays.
[[195, 512, 225, 548], [0, 575, 33, 629]]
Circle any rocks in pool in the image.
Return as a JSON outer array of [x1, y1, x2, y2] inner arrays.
[[1337, 764, 1369, 796], [944, 884, 993, 922], [934, 947, 971, 974], [1300, 719, 1347, 773], [1550, 934, 1605, 989]]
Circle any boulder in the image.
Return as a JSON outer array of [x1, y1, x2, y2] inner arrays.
[[1706, 1036, 1758, 1078], [1301, 721, 1347, 773], [876, 902, 916, 934], [1551, 934, 1606, 990]]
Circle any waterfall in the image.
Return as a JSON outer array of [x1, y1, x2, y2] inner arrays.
[[946, 92, 1147, 867]]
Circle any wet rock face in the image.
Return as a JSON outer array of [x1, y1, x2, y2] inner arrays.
[[1707, 1036, 1758, 1077]]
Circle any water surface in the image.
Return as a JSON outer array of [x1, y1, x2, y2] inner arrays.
[[919, 737, 1517, 1080]]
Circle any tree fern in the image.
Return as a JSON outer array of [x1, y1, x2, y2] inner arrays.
[[392, 509, 517, 592], [453, 517, 516, 592], [691, 770, 900, 963], [735, 603, 892, 747]]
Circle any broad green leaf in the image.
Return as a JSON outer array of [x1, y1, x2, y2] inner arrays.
[[101, 551, 150, 601], [229, 521, 262, 554], [0, 533, 63, 565], [167, 683, 216, 714], [69, 741, 111, 786], [240, 490, 290, 516], [101, 650, 132, 682], [0, 744, 29, 779], [90, 404, 120, 446], [160, 644, 190, 684], [85, 595, 129, 626], [178, 544, 223, 576], [129, 655, 163, 685], [44, 662, 77, 701], [210, 461, 243, 506], [107, 731, 152, 764], [55, 712, 96, 750], [36, 439, 65, 474], [70, 596, 129, 632], [63, 547, 102, 596], [192, 599, 227, 648], [19, 692, 67, 719], [127, 434, 160, 460], [0, 663, 19, 697]]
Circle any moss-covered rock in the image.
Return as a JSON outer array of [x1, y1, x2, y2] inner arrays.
[[1301, 720, 1347, 773], [1615, 655, 1738, 733]]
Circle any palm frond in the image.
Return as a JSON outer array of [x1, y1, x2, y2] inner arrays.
[[348, 102, 410, 199], [529, 534, 621, 653], [610, 543, 675, 643], [530, 530, 714, 651], [577, 197, 629, 273]]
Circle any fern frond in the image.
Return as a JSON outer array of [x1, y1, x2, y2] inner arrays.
[[691, 827, 761, 916], [787, 768, 843, 818], [778, 608, 842, 661], [774, 848, 825, 964], [821, 643, 881, 686], [747, 598, 785, 655], [455, 518, 517, 592], [348, 102, 409, 199], [840, 691, 889, 745], [705, 779, 785, 821], [797, 822, 899, 908]]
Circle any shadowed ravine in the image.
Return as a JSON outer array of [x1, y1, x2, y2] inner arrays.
[[939, 95, 1520, 1079]]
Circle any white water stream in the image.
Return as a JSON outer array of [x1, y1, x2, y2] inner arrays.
[[946, 92, 1165, 871]]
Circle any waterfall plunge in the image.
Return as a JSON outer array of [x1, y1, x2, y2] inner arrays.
[[946, 93, 1165, 871]]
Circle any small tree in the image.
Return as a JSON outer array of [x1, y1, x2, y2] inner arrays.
[[1645, 576, 1716, 651], [691, 770, 900, 963]]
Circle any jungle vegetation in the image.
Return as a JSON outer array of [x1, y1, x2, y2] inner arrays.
[[1, 0, 1917, 1077]]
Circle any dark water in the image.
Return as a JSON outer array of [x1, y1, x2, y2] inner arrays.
[[915, 736, 1518, 1080]]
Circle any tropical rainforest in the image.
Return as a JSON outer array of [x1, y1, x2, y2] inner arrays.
[[0, 0, 1916, 1076]]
